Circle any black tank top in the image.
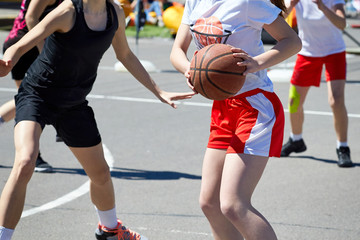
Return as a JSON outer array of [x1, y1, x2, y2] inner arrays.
[[22, 0, 118, 108]]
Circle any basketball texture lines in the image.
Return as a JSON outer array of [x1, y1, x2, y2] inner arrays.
[[190, 44, 246, 100]]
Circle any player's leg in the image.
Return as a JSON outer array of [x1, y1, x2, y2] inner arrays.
[[324, 51, 352, 167], [61, 104, 145, 239], [281, 54, 322, 157], [220, 153, 277, 240], [0, 120, 42, 229], [69, 144, 146, 240], [327, 80, 347, 142], [199, 148, 244, 240], [69, 144, 115, 211], [288, 84, 310, 135]]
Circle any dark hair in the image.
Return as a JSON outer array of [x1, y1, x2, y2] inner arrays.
[[270, 0, 286, 17]]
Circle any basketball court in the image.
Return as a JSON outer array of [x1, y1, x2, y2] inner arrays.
[[0, 20, 359, 239]]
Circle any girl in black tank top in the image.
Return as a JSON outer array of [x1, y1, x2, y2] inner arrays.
[[0, 0, 194, 239]]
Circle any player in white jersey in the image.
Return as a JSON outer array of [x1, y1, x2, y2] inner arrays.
[[280, 0, 353, 168], [170, 0, 302, 238]]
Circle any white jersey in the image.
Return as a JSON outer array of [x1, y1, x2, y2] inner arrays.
[[182, 0, 281, 94], [295, 0, 346, 57]]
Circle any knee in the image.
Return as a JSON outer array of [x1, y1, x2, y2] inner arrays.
[[199, 194, 220, 215], [288, 85, 301, 113], [13, 154, 36, 183], [220, 200, 248, 223], [328, 94, 344, 109], [90, 165, 111, 186]]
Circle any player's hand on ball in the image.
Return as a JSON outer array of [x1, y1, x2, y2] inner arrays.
[[231, 48, 258, 75], [185, 69, 198, 94]]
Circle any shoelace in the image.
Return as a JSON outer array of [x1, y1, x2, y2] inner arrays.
[[99, 221, 141, 240], [117, 225, 141, 240]]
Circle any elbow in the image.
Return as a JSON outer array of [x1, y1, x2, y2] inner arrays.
[[170, 52, 176, 67]]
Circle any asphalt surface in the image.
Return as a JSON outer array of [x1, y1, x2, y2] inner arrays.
[[0, 9, 359, 240]]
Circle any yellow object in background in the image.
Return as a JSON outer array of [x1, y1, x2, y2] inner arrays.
[[162, 4, 184, 35], [285, 8, 297, 28]]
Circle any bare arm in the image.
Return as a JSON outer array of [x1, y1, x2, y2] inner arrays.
[[25, 0, 57, 51], [0, 0, 75, 76], [233, 16, 302, 75], [170, 23, 192, 76], [313, 0, 346, 30], [111, 3, 193, 108]]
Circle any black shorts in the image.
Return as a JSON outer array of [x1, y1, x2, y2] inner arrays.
[[3, 40, 39, 81], [14, 91, 102, 148]]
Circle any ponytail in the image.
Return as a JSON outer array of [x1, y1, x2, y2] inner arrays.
[[270, 0, 286, 17]]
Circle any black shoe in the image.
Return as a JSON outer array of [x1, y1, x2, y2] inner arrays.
[[34, 153, 53, 173], [336, 147, 353, 168], [280, 137, 307, 157]]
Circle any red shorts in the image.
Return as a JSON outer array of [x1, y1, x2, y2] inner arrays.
[[291, 51, 346, 87], [207, 89, 284, 157]]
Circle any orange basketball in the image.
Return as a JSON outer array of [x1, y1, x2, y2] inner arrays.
[[190, 44, 246, 100]]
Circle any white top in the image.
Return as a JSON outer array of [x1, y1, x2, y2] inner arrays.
[[182, 0, 281, 94], [294, 0, 346, 57]]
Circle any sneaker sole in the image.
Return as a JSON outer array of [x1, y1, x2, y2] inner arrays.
[[34, 167, 53, 173], [338, 162, 354, 168]]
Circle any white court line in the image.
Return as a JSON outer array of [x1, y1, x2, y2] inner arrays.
[[87, 94, 360, 119], [0, 88, 359, 118], [21, 144, 114, 218]]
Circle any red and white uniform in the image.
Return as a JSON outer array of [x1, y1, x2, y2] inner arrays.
[[182, 0, 285, 157]]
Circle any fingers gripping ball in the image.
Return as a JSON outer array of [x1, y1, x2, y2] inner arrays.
[[190, 44, 246, 100]]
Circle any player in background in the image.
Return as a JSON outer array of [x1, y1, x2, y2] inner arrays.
[[280, 0, 353, 168], [170, 0, 301, 239], [0, 0, 194, 239], [0, 0, 63, 173]]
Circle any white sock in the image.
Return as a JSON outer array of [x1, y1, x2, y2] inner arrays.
[[95, 206, 118, 229], [0, 226, 14, 240], [337, 141, 348, 149], [290, 132, 302, 141]]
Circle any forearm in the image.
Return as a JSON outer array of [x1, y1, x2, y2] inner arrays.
[[170, 48, 190, 75], [255, 36, 301, 71], [319, 4, 346, 30], [119, 51, 162, 97]]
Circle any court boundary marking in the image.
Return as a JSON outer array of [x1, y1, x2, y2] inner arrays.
[[1, 87, 359, 118], [0, 87, 358, 237]]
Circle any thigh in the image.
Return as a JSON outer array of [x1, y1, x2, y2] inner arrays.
[[220, 154, 268, 203], [327, 80, 345, 102], [69, 143, 110, 182], [200, 148, 227, 202], [14, 120, 42, 165]]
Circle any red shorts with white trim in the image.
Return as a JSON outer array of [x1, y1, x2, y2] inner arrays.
[[207, 89, 285, 157], [291, 52, 346, 87]]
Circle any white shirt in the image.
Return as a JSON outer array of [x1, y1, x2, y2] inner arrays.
[[295, 0, 346, 57], [182, 0, 281, 94]]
